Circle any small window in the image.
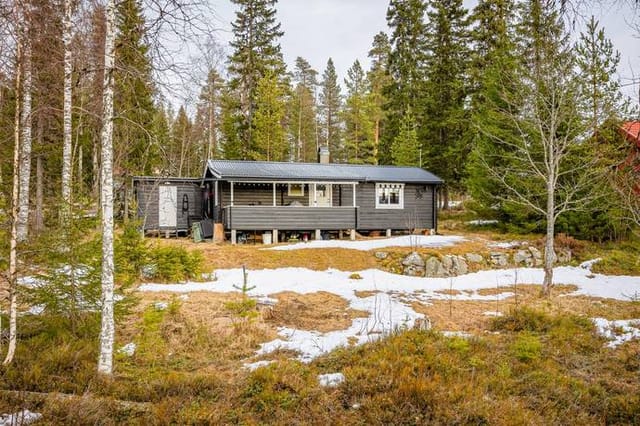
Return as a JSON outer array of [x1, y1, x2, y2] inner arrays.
[[288, 183, 305, 197], [376, 183, 404, 209]]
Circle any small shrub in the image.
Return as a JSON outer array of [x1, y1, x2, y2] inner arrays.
[[147, 246, 203, 282], [511, 334, 542, 362], [348, 273, 363, 280], [491, 308, 552, 333]]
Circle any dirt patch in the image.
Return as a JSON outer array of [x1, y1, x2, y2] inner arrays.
[[265, 291, 368, 333], [354, 290, 380, 298], [435, 289, 463, 296]]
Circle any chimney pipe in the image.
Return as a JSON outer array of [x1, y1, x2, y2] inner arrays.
[[318, 146, 330, 164]]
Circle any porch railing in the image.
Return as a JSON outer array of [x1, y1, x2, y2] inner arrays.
[[223, 206, 358, 230]]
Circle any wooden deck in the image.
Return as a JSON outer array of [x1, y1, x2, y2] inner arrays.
[[223, 206, 358, 230]]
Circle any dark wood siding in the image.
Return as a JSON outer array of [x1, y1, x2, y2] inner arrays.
[[219, 182, 357, 208], [356, 183, 435, 230], [135, 180, 203, 231], [224, 206, 357, 230]]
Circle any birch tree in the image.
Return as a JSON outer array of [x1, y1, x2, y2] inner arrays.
[[3, 9, 22, 366], [61, 0, 75, 219], [474, 2, 598, 296], [98, 0, 116, 375], [16, 0, 31, 243]]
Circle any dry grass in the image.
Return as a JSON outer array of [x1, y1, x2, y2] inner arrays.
[[353, 290, 380, 298], [265, 291, 367, 333]]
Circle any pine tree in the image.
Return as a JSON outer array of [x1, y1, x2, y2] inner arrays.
[[291, 57, 318, 162], [319, 58, 342, 162], [367, 32, 392, 164], [383, 0, 428, 165], [575, 16, 622, 136], [171, 106, 193, 177], [227, 0, 286, 158], [113, 0, 158, 177], [343, 60, 375, 164], [422, 0, 470, 205], [252, 72, 287, 161], [392, 107, 420, 166]]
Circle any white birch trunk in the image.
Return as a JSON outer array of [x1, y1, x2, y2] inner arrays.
[[97, 0, 116, 375], [4, 27, 23, 366], [61, 0, 74, 218], [16, 33, 32, 243], [543, 178, 555, 297]]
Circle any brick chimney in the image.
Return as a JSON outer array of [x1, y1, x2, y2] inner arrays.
[[318, 146, 330, 164]]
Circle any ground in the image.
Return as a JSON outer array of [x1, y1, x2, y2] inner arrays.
[[1, 228, 640, 424]]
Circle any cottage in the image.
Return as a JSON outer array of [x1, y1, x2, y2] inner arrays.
[[134, 149, 443, 243]]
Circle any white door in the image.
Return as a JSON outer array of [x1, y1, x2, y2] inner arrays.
[[310, 184, 332, 207], [158, 186, 177, 227]]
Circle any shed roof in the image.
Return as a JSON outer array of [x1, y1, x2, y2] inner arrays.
[[621, 121, 640, 145], [205, 160, 443, 184]]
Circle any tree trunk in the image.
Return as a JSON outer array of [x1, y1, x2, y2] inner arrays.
[[92, 130, 100, 201], [16, 35, 32, 243], [35, 155, 43, 233], [4, 29, 23, 366], [542, 179, 555, 297], [207, 77, 216, 160], [61, 0, 74, 220], [98, 0, 116, 376]]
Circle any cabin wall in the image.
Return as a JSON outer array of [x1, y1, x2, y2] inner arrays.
[[218, 182, 356, 208], [135, 180, 203, 232], [356, 183, 436, 230]]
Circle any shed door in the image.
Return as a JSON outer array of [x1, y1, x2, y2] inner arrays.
[[158, 186, 177, 228]]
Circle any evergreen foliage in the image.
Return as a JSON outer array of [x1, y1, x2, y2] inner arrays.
[[343, 60, 375, 164], [367, 32, 392, 164], [252, 71, 288, 161], [291, 57, 318, 162], [227, 0, 286, 158], [319, 58, 343, 162], [392, 107, 420, 166]]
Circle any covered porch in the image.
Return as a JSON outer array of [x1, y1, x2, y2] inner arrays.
[[214, 180, 359, 244]]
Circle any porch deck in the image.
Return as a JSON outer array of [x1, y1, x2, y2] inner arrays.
[[223, 206, 358, 230]]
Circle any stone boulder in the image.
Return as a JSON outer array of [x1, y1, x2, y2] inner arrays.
[[465, 253, 484, 263], [490, 252, 509, 267], [402, 252, 425, 276], [528, 247, 543, 266], [425, 257, 448, 277], [514, 249, 534, 267], [374, 251, 388, 260], [451, 255, 468, 275]]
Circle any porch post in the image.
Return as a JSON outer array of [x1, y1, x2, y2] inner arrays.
[[272, 229, 278, 244], [313, 183, 317, 206], [273, 182, 276, 206], [352, 183, 356, 207], [231, 229, 237, 245], [230, 181, 234, 206], [214, 180, 219, 221]]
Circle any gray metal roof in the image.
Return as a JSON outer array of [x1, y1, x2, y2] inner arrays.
[[205, 160, 443, 184]]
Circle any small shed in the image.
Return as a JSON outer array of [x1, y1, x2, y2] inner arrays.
[[132, 177, 203, 235]]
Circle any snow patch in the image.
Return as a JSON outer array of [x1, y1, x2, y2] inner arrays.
[[243, 360, 274, 371], [266, 235, 465, 251], [467, 220, 499, 226], [488, 241, 524, 249], [592, 318, 640, 348], [318, 373, 345, 387], [118, 342, 137, 356], [154, 301, 169, 310], [580, 258, 602, 270], [483, 311, 504, 317], [0, 409, 42, 426], [442, 331, 473, 339]]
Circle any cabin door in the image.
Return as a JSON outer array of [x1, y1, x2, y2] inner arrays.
[[310, 184, 332, 207], [158, 185, 178, 227]]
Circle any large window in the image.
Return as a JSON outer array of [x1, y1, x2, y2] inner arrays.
[[376, 183, 404, 209]]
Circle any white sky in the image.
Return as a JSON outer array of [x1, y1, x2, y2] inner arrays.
[[200, 0, 639, 104]]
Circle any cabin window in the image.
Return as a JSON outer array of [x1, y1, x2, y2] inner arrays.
[[375, 183, 404, 209], [288, 183, 305, 197]]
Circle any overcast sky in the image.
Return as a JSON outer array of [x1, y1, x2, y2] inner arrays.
[[201, 0, 639, 103]]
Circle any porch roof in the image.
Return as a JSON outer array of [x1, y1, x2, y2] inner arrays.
[[204, 160, 443, 184]]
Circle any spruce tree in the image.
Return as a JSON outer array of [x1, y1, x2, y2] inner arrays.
[[291, 57, 318, 162], [422, 0, 470, 206], [343, 60, 375, 164], [383, 0, 428, 165], [252, 72, 288, 161], [227, 0, 286, 158], [319, 58, 343, 162], [113, 0, 158, 177], [575, 16, 622, 136], [367, 32, 392, 164], [392, 107, 420, 166]]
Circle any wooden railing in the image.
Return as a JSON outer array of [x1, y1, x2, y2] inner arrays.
[[223, 206, 358, 230]]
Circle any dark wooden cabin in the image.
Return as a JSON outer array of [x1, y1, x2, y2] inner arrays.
[[134, 150, 443, 242]]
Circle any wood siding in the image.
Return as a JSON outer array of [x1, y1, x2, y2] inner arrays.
[[135, 181, 203, 231], [356, 183, 436, 230], [224, 206, 357, 230]]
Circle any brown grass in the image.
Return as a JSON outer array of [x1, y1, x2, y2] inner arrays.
[[266, 291, 368, 333], [354, 290, 380, 298]]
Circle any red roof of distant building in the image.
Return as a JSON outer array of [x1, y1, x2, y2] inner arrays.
[[621, 121, 640, 145]]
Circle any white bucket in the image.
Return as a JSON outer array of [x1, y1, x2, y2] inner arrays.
[[262, 232, 272, 245]]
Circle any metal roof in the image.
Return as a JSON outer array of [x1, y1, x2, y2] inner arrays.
[[205, 160, 443, 184]]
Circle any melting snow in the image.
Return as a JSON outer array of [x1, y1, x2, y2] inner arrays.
[[467, 220, 499, 226], [139, 260, 640, 362], [488, 241, 525, 249], [592, 318, 640, 348], [0, 410, 42, 426], [243, 360, 275, 371], [266, 235, 465, 251], [318, 373, 345, 387], [118, 342, 137, 357]]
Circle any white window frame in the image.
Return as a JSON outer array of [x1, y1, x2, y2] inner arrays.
[[288, 183, 305, 197], [375, 183, 404, 209]]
